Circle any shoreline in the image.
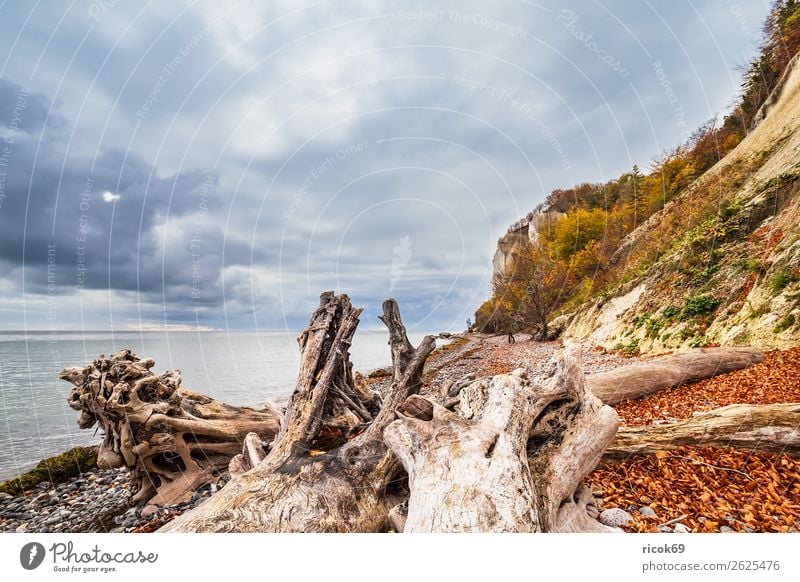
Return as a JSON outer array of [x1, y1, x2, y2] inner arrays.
[[2, 335, 799, 533], [0, 332, 628, 533]]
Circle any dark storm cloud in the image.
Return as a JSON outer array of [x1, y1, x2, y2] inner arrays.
[[0, 98, 260, 321]]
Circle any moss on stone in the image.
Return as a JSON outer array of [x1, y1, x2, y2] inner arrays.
[[0, 445, 98, 496]]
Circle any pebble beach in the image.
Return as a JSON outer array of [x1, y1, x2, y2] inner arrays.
[[2, 334, 798, 534]]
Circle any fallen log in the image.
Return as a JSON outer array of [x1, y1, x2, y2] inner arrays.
[[385, 346, 620, 532], [586, 347, 764, 405], [603, 403, 800, 461], [160, 292, 435, 532], [60, 350, 281, 506]]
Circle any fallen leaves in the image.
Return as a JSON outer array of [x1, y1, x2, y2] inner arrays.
[[592, 348, 800, 533], [615, 348, 800, 425], [588, 445, 800, 533]]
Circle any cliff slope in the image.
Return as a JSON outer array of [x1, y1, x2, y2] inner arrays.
[[564, 53, 800, 352]]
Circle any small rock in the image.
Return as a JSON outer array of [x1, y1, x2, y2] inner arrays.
[[674, 523, 690, 533], [599, 508, 634, 528], [140, 505, 159, 519], [657, 525, 674, 533], [638, 506, 658, 519], [0, 492, 13, 502], [720, 526, 735, 533]]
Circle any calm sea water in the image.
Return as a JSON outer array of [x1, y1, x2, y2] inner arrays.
[[0, 329, 444, 480]]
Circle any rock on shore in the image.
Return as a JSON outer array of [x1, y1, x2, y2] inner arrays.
[[0, 468, 223, 533]]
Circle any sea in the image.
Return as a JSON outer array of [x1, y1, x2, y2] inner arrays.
[[0, 329, 446, 480]]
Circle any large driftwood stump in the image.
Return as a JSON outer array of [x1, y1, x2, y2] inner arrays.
[[160, 292, 436, 532], [604, 403, 800, 461], [384, 346, 620, 532], [60, 350, 281, 505], [587, 347, 764, 405]]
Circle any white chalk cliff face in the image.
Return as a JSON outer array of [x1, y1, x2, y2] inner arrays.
[[492, 211, 563, 279], [492, 54, 800, 353], [492, 228, 530, 279]]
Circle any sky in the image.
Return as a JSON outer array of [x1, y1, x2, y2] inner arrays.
[[0, 0, 772, 331]]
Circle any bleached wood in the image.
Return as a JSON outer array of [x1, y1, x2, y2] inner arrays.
[[587, 347, 764, 405], [604, 403, 800, 460], [384, 346, 620, 532], [160, 294, 435, 532], [61, 351, 281, 505]]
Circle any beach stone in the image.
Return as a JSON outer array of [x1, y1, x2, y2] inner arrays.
[[599, 508, 634, 527], [674, 523, 690, 533], [141, 505, 159, 519], [638, 506, 658, 518], [720, 526, 735, 533], [0, 492, 13, 502]]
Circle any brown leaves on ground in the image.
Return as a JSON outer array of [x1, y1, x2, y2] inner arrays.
[[590, 347, 800, 533], [587, 446, 800, 532], [615, 348, 800, 426]]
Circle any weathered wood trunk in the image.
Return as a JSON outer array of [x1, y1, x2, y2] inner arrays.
[[385, 346, 620, 532], [587, 347, 764, 405], [160, 293, 435, 532], [603, 403, 800, 461], [60, 351, 281, 505]]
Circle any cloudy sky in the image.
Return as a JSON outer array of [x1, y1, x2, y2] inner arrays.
[[0, 0, 771, 331]]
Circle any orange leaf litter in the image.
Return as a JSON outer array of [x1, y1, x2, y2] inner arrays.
[[589, 348, 800, 533]]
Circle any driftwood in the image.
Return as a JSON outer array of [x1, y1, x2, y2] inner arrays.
[[161, 292, 436, 532], [60, 350, 281, 505], [53, 293, 782, 532], [162, 296, 620, 533], [603, 403, 800, 461], [384, 347, 620, 532], [586, 347, 764, 405]]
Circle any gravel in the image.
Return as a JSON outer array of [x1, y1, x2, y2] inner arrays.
[[0, 468, 224, 533]]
